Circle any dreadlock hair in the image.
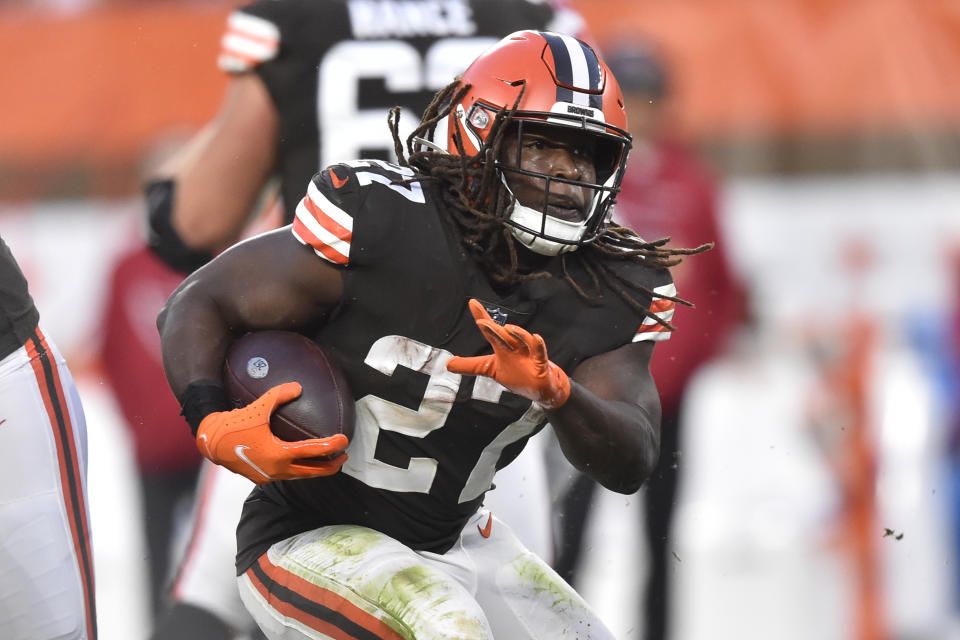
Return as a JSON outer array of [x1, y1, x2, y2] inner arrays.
[[387, 79, 711, 330]]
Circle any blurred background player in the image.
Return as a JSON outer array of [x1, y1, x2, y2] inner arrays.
[[549, 41, 746, 640], [0, 234, 97, 640], [99, 242, 200, 620], [133, 1, 592, 638]]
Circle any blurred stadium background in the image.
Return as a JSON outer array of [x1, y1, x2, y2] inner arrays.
[[3, 1, 960, 638]]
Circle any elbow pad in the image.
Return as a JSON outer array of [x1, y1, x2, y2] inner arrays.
[[145, 179, 214, 274]]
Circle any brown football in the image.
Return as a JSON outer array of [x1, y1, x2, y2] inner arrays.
[[223, 330, 355, 443]]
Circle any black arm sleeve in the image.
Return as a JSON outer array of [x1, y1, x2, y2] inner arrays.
[[179, 379, 232, 437], [145, 179, 215, 274]]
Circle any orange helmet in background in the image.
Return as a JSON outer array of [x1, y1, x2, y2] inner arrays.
[[446, 30, 632, 255]]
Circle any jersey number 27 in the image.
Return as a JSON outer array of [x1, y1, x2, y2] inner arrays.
[[341, 335, 544, 504]]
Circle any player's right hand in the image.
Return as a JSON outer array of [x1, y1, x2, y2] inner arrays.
[[195, 382, 348, 485]]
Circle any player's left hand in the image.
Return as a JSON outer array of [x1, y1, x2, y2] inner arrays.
[[446, 298, 571, 410]]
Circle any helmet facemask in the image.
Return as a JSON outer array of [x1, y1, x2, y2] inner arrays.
[[481, 110, 630, 256]]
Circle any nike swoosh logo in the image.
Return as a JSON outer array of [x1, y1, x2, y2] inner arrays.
[[477, 513, 493, 539], [330, 170, 349, 189], [235, 445, 272, 481]]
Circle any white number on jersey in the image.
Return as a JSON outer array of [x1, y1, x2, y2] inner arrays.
[[317, 37, 497, 164], [342, 335, 544, 501], [340, 159, 424, 203]]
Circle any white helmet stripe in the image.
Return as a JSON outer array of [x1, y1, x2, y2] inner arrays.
[[559, 34, 591, 106], [542, 32, 602, 108]]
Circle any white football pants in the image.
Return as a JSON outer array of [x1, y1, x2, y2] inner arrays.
[[238, 508, 613, 640], [169, 434, 554, 636], [0, 329, 95, 639]]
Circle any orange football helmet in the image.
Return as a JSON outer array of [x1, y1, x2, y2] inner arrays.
[[446, 30, 632, 255]]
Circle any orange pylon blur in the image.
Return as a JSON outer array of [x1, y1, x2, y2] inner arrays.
[[840, 315, 885, 640]]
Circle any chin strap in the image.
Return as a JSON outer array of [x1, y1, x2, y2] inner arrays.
[[497, 172, 598, 256], [505, 198, 584, 256]]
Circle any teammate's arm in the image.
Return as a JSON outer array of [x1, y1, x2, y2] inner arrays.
[[147, 74, 279, 271]]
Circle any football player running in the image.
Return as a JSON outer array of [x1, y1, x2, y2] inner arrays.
[[159, 31, 703, 639], [148, 2, 589, 637]]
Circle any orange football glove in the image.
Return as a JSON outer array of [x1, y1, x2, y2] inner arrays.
[[195, 382, 349, 485], [446, 299, 571, 410]]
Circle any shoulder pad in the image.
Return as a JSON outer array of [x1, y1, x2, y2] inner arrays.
[[633, 281, 677, 343], [291, 160, 431, 266], [291, 165, 361, 266], [218, 8, 281, 73]]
